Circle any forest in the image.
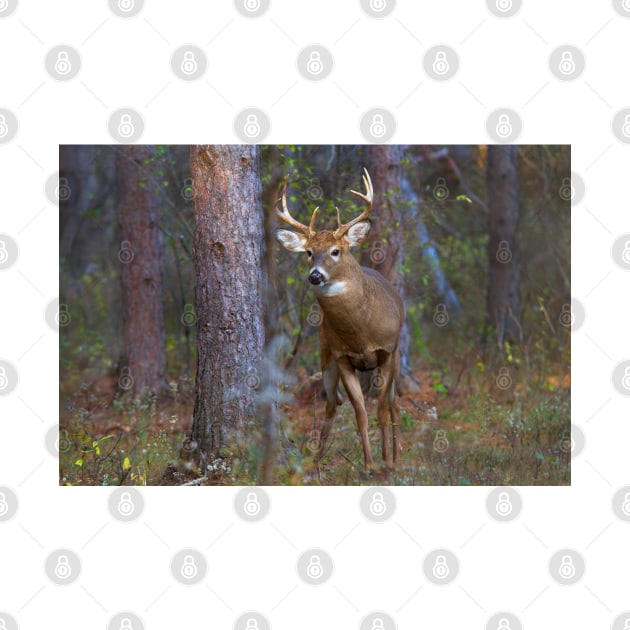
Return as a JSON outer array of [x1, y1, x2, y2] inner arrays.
[[59, 144, 571, 486]]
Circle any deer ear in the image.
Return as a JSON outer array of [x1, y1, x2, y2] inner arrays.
[[275, 229, 308, 252], [344, 220, 371, 248]]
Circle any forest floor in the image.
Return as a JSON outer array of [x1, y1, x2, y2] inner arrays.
[[59, 364, 571, 486]]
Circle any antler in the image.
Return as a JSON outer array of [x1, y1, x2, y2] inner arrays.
[[275, 175, 319, 237], [334, 168, 373, 239]]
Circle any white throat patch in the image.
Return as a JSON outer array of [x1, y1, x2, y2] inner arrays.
[[315, 281, 347, 296]]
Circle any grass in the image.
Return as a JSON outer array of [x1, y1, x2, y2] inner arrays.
[[59, 362, 570, 486]]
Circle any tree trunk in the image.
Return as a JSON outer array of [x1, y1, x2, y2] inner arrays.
[[117, 145, 169, 397], [361, 146, 413, 378], [486, 145, 522, 346], [188, 145, 266, 464]]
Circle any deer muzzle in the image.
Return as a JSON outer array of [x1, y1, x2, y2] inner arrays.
[[308, 268, 326, 286]]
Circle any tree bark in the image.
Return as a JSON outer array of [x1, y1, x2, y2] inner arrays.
[[117, 145, 169, 397], [486, 145, 522, 346], [361, 146, 412, 377], [189, 145, 266, 463]]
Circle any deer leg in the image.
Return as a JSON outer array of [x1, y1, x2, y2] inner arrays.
[[337, 357, 374, 471], [376, 357, 395, 469], [317, 360, 339, 461], [390, 351, 403, 461]]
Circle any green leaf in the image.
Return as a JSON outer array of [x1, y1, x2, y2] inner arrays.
[[123, 457, 131, 471], [75, 458, 83, 467]]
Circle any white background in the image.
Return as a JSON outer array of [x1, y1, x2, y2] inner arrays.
[[1, 0, 629, 628]]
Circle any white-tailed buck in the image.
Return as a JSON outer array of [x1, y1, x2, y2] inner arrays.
[[275, 169, 404, 472]]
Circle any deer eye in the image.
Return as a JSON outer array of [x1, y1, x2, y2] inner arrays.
[[331, 248, 340, 257], [306, 250, 313, 258]]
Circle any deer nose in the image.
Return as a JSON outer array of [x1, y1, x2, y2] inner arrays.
[[309, 268, 326, 285]]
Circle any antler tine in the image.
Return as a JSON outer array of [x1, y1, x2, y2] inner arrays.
[[334, 168, 373, 238], [275, 175, 316, 236]]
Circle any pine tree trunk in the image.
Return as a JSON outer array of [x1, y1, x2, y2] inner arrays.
[[189, 145, 266, 463], [486, 145, 522, 346], [117, 145, 168, 397], [361, 146, 412, 377]]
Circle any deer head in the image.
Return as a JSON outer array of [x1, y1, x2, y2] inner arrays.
[[275, 169, 373, 297]]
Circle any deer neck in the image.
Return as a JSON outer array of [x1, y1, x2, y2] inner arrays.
[[312, 262, 370, 322]]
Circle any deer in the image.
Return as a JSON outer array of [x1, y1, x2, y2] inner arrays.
[[275, 169, 404, 472]]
